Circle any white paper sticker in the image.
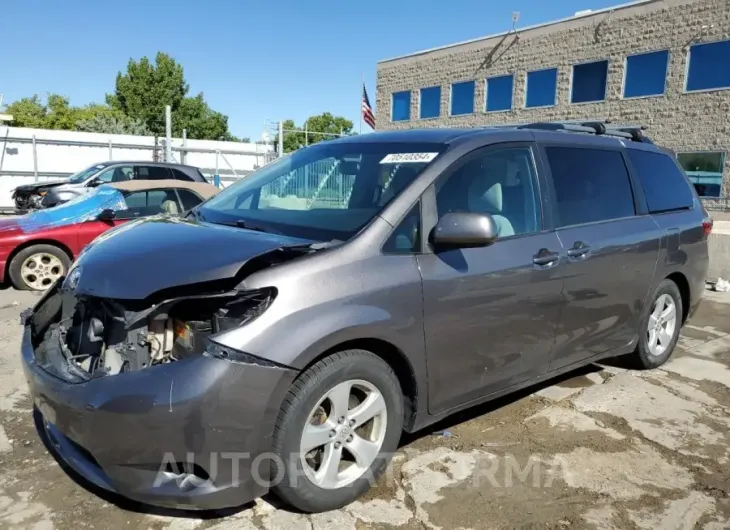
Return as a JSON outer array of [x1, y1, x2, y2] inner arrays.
[[380, 152, 438, 164]]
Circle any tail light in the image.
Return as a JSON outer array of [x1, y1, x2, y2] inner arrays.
[[702, 217, 713, 236]]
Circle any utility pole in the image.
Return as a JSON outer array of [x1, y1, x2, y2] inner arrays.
[[0, 94, 13, 124], [278, 121, 284, 157], [165, 105, 172, 162]]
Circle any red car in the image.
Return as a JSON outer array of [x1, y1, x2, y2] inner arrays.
[[0, 180, 218, 291]]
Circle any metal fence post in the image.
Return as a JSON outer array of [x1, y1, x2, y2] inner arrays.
[[181, 129, 187, 164], [278, 121, 284, 157], [305, 122, 308, 146], [165, 105, 172, 162], [32, 134, 38, 182], [108, 139, 113, 160]]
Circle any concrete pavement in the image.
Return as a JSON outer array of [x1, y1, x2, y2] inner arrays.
[[0, 287, 728, 529]]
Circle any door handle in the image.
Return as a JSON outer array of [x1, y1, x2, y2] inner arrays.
[[533, 249, 560, 266], [567, 242, 591, 259]]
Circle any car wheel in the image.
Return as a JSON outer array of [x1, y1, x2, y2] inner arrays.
[[633, 279, 683, 369], [271, 349, 404, 513], [9, 245, 70, 291]]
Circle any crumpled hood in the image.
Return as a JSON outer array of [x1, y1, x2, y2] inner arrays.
[[13, 180, 69, 194], [72, 217, 313, 299]]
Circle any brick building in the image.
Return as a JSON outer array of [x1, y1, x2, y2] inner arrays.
[[375, 0, 730, 209]]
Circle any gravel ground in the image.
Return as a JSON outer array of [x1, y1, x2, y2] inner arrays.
[[0, 287, 729, 530]]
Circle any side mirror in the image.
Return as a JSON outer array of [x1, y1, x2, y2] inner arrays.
[[97, 209, 116, 222], [430, 212, 498, 249], [88, 178, 102, 187]]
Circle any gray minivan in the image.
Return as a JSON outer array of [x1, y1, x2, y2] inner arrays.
[[22, 122, 710, 513]]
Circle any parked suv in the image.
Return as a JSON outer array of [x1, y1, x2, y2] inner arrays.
[[11, 161, 207, 212], [21, 122, 710, 513]]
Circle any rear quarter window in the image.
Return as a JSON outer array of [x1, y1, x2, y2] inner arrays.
[[170, 168, 195, 182], [626, 150, 694, 213]]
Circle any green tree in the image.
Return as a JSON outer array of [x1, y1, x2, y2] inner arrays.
[[6, 95, 55, 129], [173, 93, 230, 141], [107, 52, 234, 141], [279, 113, 354, 153], [107, 52, 188, 135]]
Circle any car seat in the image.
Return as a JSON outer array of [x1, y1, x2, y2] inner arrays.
[[466, 158, 516, 237], [161, 199, 179, 215]]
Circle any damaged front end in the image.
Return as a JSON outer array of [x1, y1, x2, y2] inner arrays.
[[27, 279, 278, 383]]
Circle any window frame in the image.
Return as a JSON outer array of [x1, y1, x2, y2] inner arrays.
[[535, 141, 645, 230], [419, 141, 549, 252], [381, 199, 424, 255], [569, 59, 609, 105], [391, 90, 412, 122], [524, 67, 558, 109], [622, 49, 670, 100], [485, 74, 514, 113], [684, 39, 730, 94], [419, 86, 441, 120], [677, 150, 726, 198], [450, 80, 476, 116]]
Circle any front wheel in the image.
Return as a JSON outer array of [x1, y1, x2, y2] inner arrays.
[[271, 350, 404, 513], [632, 279, 683, 369], [9, 244, 70, 291]]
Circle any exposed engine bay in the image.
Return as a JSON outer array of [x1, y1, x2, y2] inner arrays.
[[27, 282, 276, 382]]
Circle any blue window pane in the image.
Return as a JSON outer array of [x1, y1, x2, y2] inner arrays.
[[525, 68, 558, 108], [624, 50, 669, 98], [687, 40, 730, 92], [571, 60, 608, 103], [451, 81, 475, 115], [486, 74, 513, 112], [678, 152, 725, 197], [420, 86, 441, 119], [392, 91, 411, 121]]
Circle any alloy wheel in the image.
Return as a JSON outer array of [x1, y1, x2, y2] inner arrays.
[[647, 293, 677, 357], [21, 253, 64, 290], [300, 379, 388, 489]]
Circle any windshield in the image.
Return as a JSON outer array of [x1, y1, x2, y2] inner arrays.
[[67, 164, 106, 184], [199, 141, 445, 241]]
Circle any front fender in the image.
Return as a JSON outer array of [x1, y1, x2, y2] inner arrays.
[[214, 300, 423, 370]]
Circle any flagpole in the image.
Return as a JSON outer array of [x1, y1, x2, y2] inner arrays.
[[359, 73, 363, 134]]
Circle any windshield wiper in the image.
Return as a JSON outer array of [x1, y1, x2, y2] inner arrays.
[[185, 207, 205, 221]]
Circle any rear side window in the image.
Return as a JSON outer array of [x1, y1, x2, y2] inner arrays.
[[170, 168, 194, 182], [176, 189, 204, 210], [545, 147, 635, 227], [136, 166, 171, 180], [627, 150, 694, 213]]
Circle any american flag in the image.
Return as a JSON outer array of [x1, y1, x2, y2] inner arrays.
[[362, 85, 375, 129]]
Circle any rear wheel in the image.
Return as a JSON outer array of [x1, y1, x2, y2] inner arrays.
[[9, 245, 70, 291], [632, 279, 683, 369], [271, 350, 403, 513]]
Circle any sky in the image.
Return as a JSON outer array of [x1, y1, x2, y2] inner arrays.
[[1, 0, 624, 140]]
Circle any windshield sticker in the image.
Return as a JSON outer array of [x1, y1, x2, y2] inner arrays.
[[380, 153, 438, 164]]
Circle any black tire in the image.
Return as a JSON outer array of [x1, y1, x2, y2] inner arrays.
[[8, 244, 71, 291], [271, 350, 404, 513], [632, 279, 683, 369]]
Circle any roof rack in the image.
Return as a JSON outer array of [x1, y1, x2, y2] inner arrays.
[[516, 120, 653, 144]]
